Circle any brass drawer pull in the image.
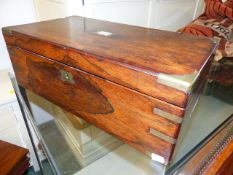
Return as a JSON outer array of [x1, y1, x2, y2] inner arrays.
[[60, 70, 75, 84]]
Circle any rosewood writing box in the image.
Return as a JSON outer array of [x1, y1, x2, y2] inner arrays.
[[2, 16, 217, 164]]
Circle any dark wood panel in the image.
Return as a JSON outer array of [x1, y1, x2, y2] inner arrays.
[[11, 157, 30, 175], [0, 140, 29, 175], [216, 148, 233, 175], [8, 46, 187, 161]]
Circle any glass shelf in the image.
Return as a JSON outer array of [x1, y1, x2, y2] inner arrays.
[[11, 74, 233, 175]]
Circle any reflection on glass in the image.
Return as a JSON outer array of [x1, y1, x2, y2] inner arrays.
[[27, 90, 124, 174], [168, 81, 233, 173], [25, 80, 233, 175]]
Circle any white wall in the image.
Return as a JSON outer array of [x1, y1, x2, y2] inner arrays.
[[34, 0, 205, 31], [149, 0, 203, 31], [0, 0, 37, 70]]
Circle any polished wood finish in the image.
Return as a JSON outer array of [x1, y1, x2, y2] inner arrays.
[[178, 115, 233, 175], [9, 46, 186, 160], [0, 140, 29, 175], [2, 16, 216, 107], [2, 16, 217, 162]]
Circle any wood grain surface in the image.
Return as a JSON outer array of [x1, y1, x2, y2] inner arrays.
[[2, 16, 217, 107], [0, 140, 29, 175], [8, 46, 188, 161], [2, 16, 217, 162]]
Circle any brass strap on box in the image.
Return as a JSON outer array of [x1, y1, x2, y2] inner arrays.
[[2, 27, 13, 36], [145, 151, 168, 165], [157, 71, 199, 92], [149, 128, 176, 145], [153, 108, 183, 124]]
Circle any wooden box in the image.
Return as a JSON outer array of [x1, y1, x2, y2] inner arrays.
[[2, 16, 217, 164]]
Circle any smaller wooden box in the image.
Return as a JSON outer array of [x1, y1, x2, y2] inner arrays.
[[0, 140, 29, 175]]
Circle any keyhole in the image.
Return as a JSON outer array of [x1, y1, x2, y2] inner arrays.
[[60, 69, 75, 84], [65, 73, 69, 80]]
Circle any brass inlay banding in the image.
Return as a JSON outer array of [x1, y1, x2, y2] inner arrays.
[[194, 121, 233, 174], [145, 151, 167, 165]]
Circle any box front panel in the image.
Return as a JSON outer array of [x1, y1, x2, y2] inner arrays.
[[3, 32, 188, 108], [8, 46, 187, 161]]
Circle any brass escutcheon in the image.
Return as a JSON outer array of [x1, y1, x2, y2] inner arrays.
[[60, 70, 75, 84]]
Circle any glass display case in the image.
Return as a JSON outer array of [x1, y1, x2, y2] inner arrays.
[[10, 74, 233, 175]]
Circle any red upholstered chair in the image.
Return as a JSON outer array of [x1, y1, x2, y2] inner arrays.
[[178, 0, 233, 87]]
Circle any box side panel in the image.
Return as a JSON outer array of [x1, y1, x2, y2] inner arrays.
[[170, 59, 212, 161]]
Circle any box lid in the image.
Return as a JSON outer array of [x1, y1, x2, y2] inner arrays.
[[2, 16, 217, 107]]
